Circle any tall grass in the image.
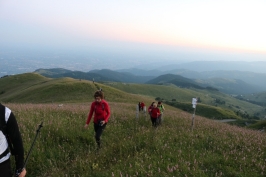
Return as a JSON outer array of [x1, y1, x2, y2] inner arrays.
[[6, 103, 266, 177]]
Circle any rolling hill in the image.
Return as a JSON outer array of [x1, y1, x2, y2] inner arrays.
[[1, 73, 265, 120], [35, 68, 266, 94], [1, 72, 265, 176], [195, 78, 262, 94], [120, 68, 266, 93], [0, 73, 152, 103], [89, 69, 154, 83], [35, 68, 116, 82], [146, 74, 204, 89], [35, 68, 155, 83], [103, 82, 265, 120], [238, 91, 266, 107]]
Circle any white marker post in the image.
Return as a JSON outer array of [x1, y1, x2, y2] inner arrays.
[[191, 98, 197, 131], [143, 106, 146, 115]]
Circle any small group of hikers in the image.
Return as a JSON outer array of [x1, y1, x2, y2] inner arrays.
[[138, 101, 165, 127], [0, 89, 164, 176], [148, 101, 165, 127]]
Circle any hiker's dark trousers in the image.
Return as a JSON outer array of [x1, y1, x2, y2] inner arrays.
[[158, 114, 162, 125], [0, 159, 12, 177], [94, 123, 107, 147], [150, 117, 158, 127]]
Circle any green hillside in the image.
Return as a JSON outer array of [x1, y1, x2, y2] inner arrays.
[[195, 78, 261, 94], [35, 69, 116, 82], [5, 102, 266, 176], [166, 101, 240, 120], [35, 68, 72, 76], [0, 73, 152, 104], [35, 68, 154, 83], [1, 73, 266, 176], [239, 92, 266, 106], [1, 73, 264, 120], [104, 82, 266, 119], [146, 74, 204, 89]]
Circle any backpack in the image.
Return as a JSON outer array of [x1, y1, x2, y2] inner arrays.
[[0, 104, 14, 155], [159, 105, 164, 112]]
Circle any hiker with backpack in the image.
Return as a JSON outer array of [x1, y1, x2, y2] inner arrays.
[[157, 101, 165, 125], [84, 90, 111, 149], [148, 102, 161, 127], [148, 102, 155, 116], [0, 103, 26, 177]]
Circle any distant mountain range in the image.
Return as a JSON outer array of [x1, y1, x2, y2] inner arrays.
[[34, 67, 266, 95], [89, 69, 154, 83], [118, 68, 266, 93], [157, 61, 266, 73]]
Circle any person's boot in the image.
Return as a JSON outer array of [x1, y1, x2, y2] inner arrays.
[[96, 140, 101, 150]]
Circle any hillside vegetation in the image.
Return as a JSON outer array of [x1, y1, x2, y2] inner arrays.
[[239, 92, 266, 107], [1, 73, 264, 120], [104, 82, 265, 120], [35, 68, 154, 84], [0, 73, 152, 104], [6, 103, 266, 177], [1, 73, 266, 176], [146, 74, 204, 89], [34, 68, 266, 95]]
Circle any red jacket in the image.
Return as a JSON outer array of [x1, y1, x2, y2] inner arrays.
[[148, 107, 160, 118], [86, 99, 111, 125]]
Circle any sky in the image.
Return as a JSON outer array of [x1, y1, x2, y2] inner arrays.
[[1, 0, 266, 64]]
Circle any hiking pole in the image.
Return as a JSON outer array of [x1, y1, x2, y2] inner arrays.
[[16, 121, 43, 177]]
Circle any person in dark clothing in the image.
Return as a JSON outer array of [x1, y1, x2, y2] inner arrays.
[[138, 102, 141, 111], [84, 90, 111, 149], [148, 102, 160, 127], [0, 103, 26, 177]]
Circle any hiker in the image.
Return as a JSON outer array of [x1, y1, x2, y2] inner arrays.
[[148, 102, 155, 115], [0, 103, 26, 177], [138, 102, 141, 111], [140, 101, 145, 111], [84, 90, 111, 149], [157, 101, 165, 125], [148, 102, 160, 127]]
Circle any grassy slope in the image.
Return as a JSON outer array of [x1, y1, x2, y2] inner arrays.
[[241, 92, 266, 106], [6, 103, 266, 177], [104, 82, 265, 118], [166, 101, 240, 120], [0, 73, 153, 104], [1, 73, 266, 176]]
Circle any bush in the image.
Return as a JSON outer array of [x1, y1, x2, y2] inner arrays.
[[155, 97, 161, 101]]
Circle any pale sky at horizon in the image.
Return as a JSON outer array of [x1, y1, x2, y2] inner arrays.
[[1, 0, 266, 62]]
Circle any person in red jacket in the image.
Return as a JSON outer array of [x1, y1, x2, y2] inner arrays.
[[140, 101, 145, 111], [84, 90, 111, 149], [148, 102, 160, 127]]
